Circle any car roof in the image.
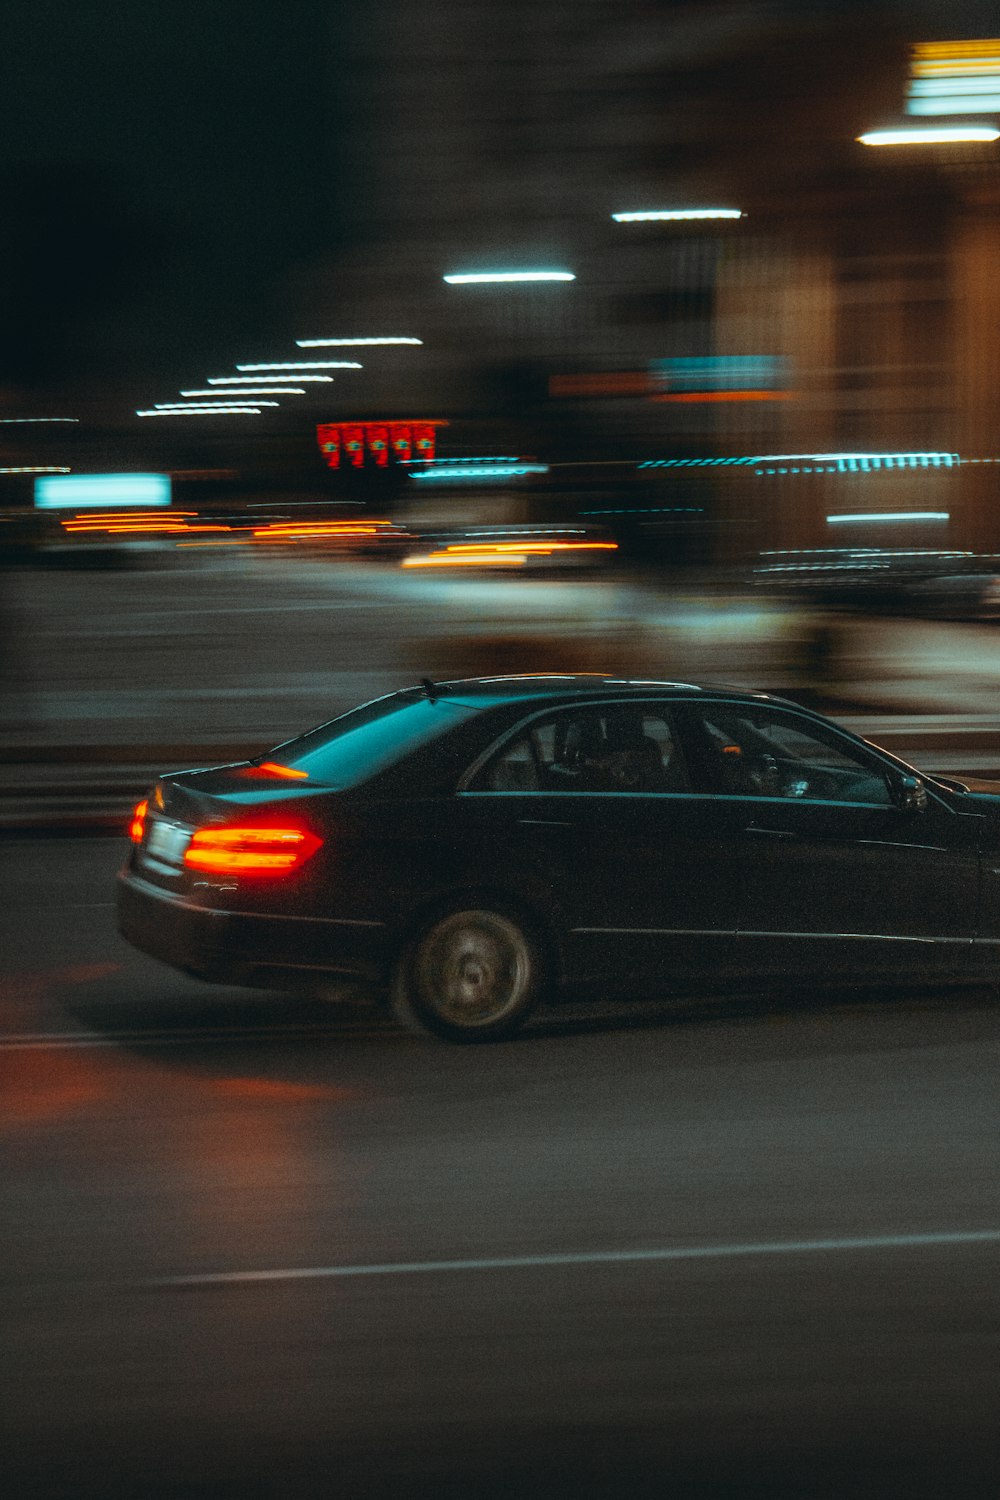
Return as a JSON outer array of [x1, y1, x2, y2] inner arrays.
[[420, 674, 786, 709]]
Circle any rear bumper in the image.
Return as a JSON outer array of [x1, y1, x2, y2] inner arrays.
[[116, 871, 388, 987]]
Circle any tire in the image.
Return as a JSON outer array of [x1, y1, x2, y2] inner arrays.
[[391, 904, 544, 1042]]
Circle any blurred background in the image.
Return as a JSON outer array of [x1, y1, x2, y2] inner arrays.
[[4, 0, 1000, 754]]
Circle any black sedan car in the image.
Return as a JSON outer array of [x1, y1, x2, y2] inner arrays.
[[118, 675, 1000, 1041]]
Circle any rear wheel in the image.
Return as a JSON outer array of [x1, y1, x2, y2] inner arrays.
[[391, 905, 543, 1042]]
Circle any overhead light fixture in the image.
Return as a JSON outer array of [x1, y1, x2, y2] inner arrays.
[[207, 374, 333, 384], [612, 209, 744, 222], [443, 271, 575, 284], [858, 125, 999, 145], [236, 361, 362, 371], [826, 511, 950, 524], [295, 337, 423, 347], [0, 416, 79, 424]]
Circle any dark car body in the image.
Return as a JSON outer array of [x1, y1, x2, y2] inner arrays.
[[118, 675, 1000, 1039]]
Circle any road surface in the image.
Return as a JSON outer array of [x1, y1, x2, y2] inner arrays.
[[3, 837, 1000, 1498]]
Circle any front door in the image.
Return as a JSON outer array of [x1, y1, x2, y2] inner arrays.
[[676, 699, 980, 983]]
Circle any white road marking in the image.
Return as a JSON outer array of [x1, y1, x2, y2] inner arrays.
[[149, 1230, 1000, 1287]]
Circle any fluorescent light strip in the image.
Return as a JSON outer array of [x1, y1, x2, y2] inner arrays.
[[207, 374, 333, 384], [826, 512, 950, 524], [907, 96, 1000, 114], [0, 417, 79, 424], [612, 208, 744, 222], [910, 75, 1000, 93], [180, 388, 305, 397], [0, 465, 71, 473], [295, 337, 423, 347], [858, 125, 999, 144], [137, 408, 263, 417], [443, 271, 575, 284], [236, 361, 362, 371], [154, 401, 278, 410]]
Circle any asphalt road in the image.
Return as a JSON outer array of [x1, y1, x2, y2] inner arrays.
[[3, 838, 1000, 1498]]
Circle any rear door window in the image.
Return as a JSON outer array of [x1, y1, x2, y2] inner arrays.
[[264, 693, 476, 787]]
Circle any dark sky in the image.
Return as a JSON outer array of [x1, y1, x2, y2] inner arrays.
[[0, 1, 353, 392]]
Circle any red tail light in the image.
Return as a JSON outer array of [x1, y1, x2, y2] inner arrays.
[[183, 825, 322, 876], [129, 798, 149, 843]]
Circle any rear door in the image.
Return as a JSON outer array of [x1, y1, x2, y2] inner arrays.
[[459, 702, 746, 994]]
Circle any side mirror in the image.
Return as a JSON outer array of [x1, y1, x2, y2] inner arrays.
[[893, 773, 928, 813]]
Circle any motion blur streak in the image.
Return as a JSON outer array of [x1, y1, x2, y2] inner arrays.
[[858, 125, 1000, 144], [150, 1229, 1000, 1287], [235, 361, 363, 370], [402, 551, 528, 567], [443, 271, 575, 283], [612, 208, 743, 221], [295, 336, 422, 346]]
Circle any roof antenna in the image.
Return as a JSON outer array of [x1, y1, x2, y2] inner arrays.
[[420, 677, 439, 702]]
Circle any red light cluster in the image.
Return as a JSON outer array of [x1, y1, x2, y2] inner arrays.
[[316, 421, 447, 469]]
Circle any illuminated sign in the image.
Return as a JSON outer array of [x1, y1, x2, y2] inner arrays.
[[908, 40, 1000, 116], [34, 473, 171, 509], [316, 421, 447, 469]]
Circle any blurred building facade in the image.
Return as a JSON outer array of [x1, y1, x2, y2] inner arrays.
[[294, 1, 1000, 560]]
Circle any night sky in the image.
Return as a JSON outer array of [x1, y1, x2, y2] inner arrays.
[[0, 0, 996, 405], [0, 1, 352, 395]]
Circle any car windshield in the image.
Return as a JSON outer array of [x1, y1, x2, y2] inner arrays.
[[261, 692, 475, 787]]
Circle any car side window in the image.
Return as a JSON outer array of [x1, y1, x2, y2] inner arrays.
[[688, 704, 892, 805], [474, 706, 691, 793]]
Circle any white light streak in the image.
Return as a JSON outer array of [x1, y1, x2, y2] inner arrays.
[[207, 374, 333, 384], [443, 271, 575, 284], [235, 361, 362, 371], [295, 337, 423, 347], [154, 401, 278, 410], [908, 95, 1000, 114], [612, 208, 744, 222], [412, 464, 549, 480], [180, 388, 306, 397], [826, 512, 950, 524], [0, 417, 79, 424], [0, 465, 71, 474], [137, 408, 263, 417], [147, 1228, 1000, 1287], [858, 125, 1000, 145]]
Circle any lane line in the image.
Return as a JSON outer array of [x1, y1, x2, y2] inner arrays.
[[149, 1229, 1000, 1287]]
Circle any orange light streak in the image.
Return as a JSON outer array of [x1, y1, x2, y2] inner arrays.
[[649, 390, 793, 403]]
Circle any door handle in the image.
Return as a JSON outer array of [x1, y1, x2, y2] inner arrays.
[[517, 818, 576, 829], [744, 824, 796, 838]]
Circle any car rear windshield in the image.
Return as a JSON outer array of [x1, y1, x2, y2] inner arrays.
[[262, 692, 476, 788]]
